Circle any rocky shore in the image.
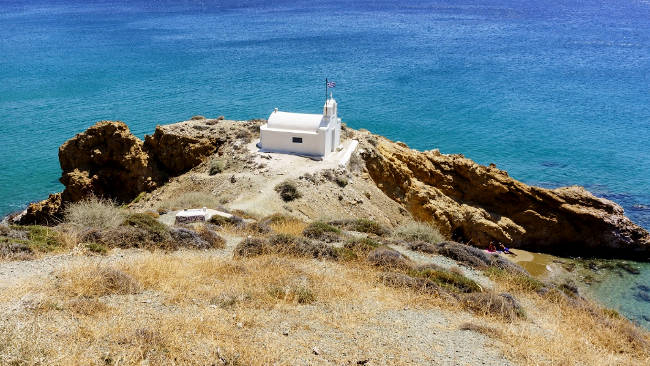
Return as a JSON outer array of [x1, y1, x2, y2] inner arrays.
[[11, 117, 650, 260]]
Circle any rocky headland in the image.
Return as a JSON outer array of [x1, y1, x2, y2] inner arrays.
[[14, 117, 650, 260], [2, 116, 649, 365]]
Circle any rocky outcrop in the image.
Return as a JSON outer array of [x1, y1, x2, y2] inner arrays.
[[18, 119, 226, 225], [361, 137, 650, 259], [144, 123, 224, 176], [17, 193, 63, 225], [59, 121, 159, 203]]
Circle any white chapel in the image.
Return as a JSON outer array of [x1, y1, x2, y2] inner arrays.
[[259, 96, 341, 157]]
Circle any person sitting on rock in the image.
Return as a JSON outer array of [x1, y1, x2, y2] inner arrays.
[[487, 243, 497, 252], [499, 243, 515, 255]]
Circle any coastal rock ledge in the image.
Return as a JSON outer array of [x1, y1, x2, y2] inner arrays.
[[359, 134, 650, 259], [16, 119, 650, 259]]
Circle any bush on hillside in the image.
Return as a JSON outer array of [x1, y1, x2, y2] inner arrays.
[[302, 222, 340, 242], [461, 292, 525, 321], [64, 197, 125, 229], [366, 246, 412, 269], [393, 221, 445, 244], [57, 266, 141, 298], [197, 225, 226, 249], [409, 266, 482, 294], [341, 238, 381, 259], [234, 234, 339, 260], [209, 214, 244, 227], [234, 237, 267, 257], [122, 214, 169, 240], [328, 218, 389, 236], [437, 241, 527, 274], [208, 159, 225, 175], [274, 180, 302, 202], [378, 272, 443, 295]]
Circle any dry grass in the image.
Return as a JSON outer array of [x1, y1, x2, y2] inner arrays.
[[56, 265, 141, 298], [64, 197, 125, 229], [0, 252, 447, 365], [156, 191, 222, 212], [267, 217, 307, 236], [392, 221, 445, 244], [486, 269, 650, 365], [66, 298, 110, 316], [459, 322, 504, 338], [1, 246, 648, 365]]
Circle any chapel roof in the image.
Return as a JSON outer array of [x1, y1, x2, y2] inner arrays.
[[266, 110, 324, 132]]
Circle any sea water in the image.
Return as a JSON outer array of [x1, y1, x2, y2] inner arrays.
[[0, 0, 648, 326]]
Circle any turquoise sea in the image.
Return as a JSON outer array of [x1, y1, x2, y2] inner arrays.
[[0, 1, 649, 326]]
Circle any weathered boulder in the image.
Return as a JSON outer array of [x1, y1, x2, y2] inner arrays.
[[59, 121, 159, 203], [361, 136, 650, 259], [144, 123, 224, 176], [17, 193, 63, 225]]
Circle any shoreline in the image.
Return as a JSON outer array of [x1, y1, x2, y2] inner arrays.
[[505, 248, 650, 330]]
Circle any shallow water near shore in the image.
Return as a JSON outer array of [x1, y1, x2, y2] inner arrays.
[[1, 0, 649, 327], [509, 248, 650, 330]]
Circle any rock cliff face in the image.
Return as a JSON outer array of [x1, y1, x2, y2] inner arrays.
[[59, 121, 159, 203], [361, 136, 650, 259], [143, 123, 223, 176], [18, 119, 225, 224]]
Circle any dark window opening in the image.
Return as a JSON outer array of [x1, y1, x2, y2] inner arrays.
[[292, 137, 303, 143]]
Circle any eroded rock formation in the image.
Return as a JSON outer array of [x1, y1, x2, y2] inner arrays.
[[17, 193, 62, 225], [144, 123, 223, 176], [18, 119, 225, 224], [59, 121, 159, 203], [361, 136, 650, 259]]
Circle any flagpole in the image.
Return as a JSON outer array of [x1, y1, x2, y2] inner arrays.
[[325, 78, 328, 114]]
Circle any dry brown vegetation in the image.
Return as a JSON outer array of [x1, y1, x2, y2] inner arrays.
[[1, 212, 648, 365]]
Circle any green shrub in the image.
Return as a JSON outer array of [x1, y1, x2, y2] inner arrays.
[[366, 246, 411, 269], [121, 213, 169, 242], [208, 159, 225, 175], [335, 177, 348, 188], [302, 222, 340, 240], [260, 213, 293, 225], [238, 233, 339, 260], [85, 242, 108, 254], [335, 247, 357, 261], [64, 197, 125, 229], [295, 287, 316, 304], [343, 237, 381, 256], [329, 218, 389, 236], [209, 214, 244, 227], [274, 180, 302, 202], [131, 192, 147, 204], [18, 225, 64, 252], [409, 267, 481, 293], [393, 221, 444, 243], [268, 285, 316, 305]]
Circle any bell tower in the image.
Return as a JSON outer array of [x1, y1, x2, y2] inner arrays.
[[323, 94, 337, 121]]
